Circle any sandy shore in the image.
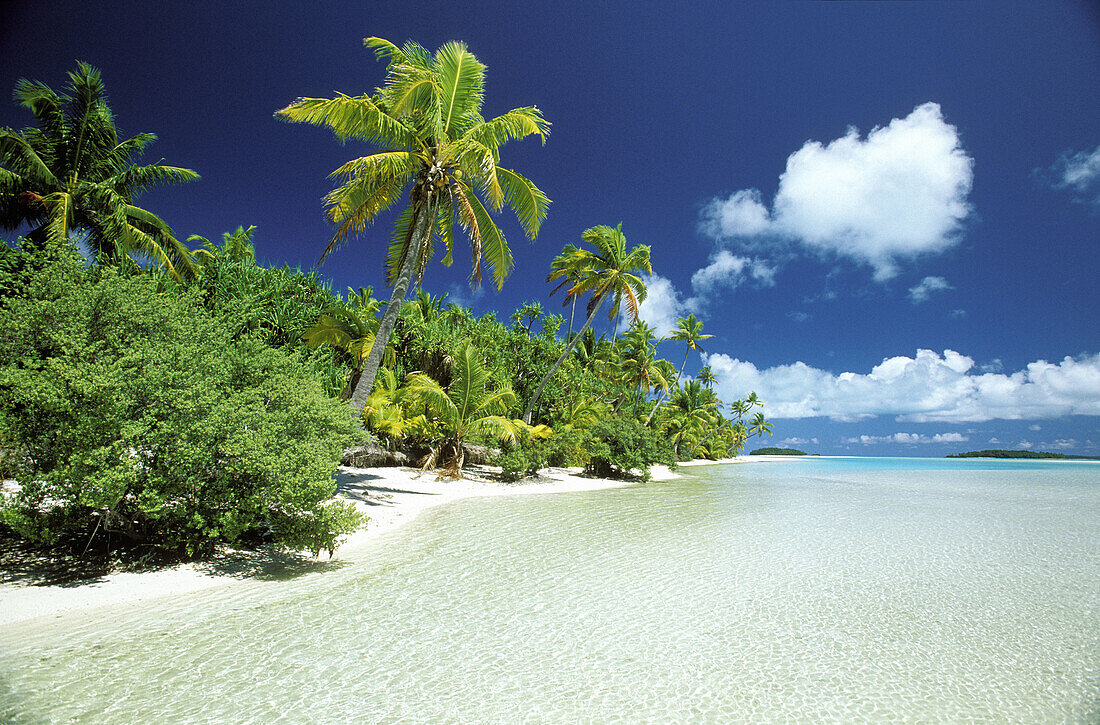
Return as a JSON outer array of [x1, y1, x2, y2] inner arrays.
[[0, 462, 689, 627]]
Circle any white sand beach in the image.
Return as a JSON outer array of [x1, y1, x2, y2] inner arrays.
[[0, 461, 696, 627]]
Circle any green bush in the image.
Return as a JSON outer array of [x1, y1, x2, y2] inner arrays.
[[583, 416, 676, 481], [496, 448, 531, 482], [0, 252, 362, 558]]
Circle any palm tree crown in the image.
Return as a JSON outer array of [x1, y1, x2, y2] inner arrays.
[[0, 62, 199, 278], [276, 38, 551, 416]]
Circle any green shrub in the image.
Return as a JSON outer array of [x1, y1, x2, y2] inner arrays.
[[583, 416, 676, 481], [496, 448, 531, 482], [0, 254, 362, 558]]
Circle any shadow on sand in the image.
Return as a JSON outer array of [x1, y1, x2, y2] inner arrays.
[[1, 469, 445, 589], [335, 469, 441, 505]]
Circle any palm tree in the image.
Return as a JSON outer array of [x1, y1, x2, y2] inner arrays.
[[661, 379, 720, 458], [404, 342, 526, 478], [616, 320, 667, 416], [276, 38, 550, 417], [645, 313, 712, 425], [190, 225, 257, 267], [697, 365, 717, 389], [748, 411, 773, 439], [522, 223, 651, 423], [547, 243, 589, 337], [303, 304, 394, 400], [0, 62, 199, 279]]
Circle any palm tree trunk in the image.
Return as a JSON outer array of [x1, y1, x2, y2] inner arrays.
[[567, 296, 576, 337], [522, 301, 601, 424], [348, 201, 435, 418]]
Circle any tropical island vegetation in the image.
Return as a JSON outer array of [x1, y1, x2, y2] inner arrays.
[[0, 40, 774, 565], [750, 448, 807, 456], [946, 450, 1096, 460]]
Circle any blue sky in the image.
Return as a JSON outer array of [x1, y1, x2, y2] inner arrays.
[[2, 1, 1098, 455]]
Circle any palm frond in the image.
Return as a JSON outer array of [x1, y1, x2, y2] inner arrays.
[[434, 41, 485, 136], [108, 164, 199, 199], [497, 166, 549, 239], [464, 191, 512, 290], [275, 93, 415, 149], [452, 136, 503, 210], [385, 205, 416, 286], [0, 130, 59, 187], [323, 172, 409, 264], [13, 79, 65, 143], [363, 36, 405, 64], [436, 195, 456, 266], [464, 107, 549, 147], [328, 150, 419, 183], [449, 343, 489, 421], [112, 132, 157, 162], [404, 373, 457, 428]]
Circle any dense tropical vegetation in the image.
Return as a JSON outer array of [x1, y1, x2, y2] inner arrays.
[[946, 450, 1088, 459], [0, 47, 774, 563]]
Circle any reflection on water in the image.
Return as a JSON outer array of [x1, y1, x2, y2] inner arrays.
[[2, 459, 1099, 723]]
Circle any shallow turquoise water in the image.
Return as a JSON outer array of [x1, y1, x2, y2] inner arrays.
[[2, 458, 1099, 723]]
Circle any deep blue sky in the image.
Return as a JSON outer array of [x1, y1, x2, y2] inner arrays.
[[2, 1, 1098, 455]]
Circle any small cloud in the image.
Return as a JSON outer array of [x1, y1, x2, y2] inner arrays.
[[689, 251, 776, 298], [699, 189, 772, 238], [1048, 145, 1100, 204], [950, 309, 967, 318], [980, 359, 1004, 373], [1028, 424, 1042, 431], [787, 311, 810, 323], [908, 276, 953, 303]]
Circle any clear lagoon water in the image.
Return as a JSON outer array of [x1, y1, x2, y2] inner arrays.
[[2, 457, 1099, 723]]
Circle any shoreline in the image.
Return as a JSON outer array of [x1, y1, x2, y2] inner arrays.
[[0, 461, 692, 628]]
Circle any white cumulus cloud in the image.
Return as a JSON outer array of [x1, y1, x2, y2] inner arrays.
[[908, 276, 953, 303], [700, 102, 974, 280], [690, 251, 776, 295], [704, 349, 1100, 423], [699, 189, 772, 238], [636, 274, 689, 337]]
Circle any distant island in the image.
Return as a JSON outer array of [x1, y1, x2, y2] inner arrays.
[[750, 447, 807, 456], [947, 449, 1099, 460]]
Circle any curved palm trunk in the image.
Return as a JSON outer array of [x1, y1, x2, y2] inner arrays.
[[644, 347, 690, 426], [522, 301, 602, 424], [348, 201, 435, 418]]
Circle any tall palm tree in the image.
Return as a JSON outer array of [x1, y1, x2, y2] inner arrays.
[[547, 242, 589, 337], [0, 62, 199, 279], [616, 320, 667, 416], [276, 37, 550, 416], [697, 365, 717, 389], [522, 223, 651, 423], [645, 313, 712, 425]]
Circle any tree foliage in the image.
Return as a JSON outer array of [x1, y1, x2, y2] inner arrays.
[[0, 247, 361, 558], [0, 63, 199, 279]]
